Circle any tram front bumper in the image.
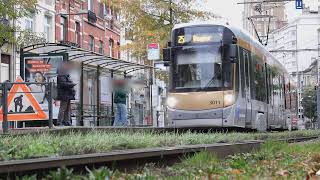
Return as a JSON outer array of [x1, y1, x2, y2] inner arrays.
[[171, 118, 223, 128], [167, 107, 225, 128]]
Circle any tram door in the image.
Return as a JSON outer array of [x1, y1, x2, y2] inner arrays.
[[243, 50, 252, 125]]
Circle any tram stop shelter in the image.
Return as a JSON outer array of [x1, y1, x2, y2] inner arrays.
[[21, 43, 153, 126]]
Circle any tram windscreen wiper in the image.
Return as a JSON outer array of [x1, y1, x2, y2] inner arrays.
[[202, 64, 222, 90]]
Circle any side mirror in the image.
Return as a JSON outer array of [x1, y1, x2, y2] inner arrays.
[[163, 48, 171, 62], [224, 44, 238, 63]]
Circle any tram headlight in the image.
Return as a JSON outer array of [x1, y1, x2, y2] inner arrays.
[[224, 93, 235, 106], [166, 96, 178, 108]]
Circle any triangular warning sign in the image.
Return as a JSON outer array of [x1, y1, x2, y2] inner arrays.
[[0, 77, 48, 121]]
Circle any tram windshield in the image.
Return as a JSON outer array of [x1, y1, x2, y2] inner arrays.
[[171, 45, 233, 92]]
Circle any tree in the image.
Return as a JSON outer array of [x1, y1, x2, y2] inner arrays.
[[112, 0, 217, 60], [0, 0, 37, 47], [301, 87, 317, 121]]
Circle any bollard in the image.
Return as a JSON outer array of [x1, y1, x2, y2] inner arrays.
[[2, 83, 8, 134], [48, 82, 53, 128]]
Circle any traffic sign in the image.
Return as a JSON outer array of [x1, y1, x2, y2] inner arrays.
[[147, 43, 160, 61], [296, 0, 303, 9], [0, 77, 48, 121]]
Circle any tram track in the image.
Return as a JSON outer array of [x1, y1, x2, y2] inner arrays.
[[0, 136, 318, 177]]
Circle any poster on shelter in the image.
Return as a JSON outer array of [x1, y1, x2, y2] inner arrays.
[[100, 76, 112, 105], [24, 55, 64, 119]]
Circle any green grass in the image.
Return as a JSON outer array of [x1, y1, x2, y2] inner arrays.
[[0, 130, 320, 161], [19, 140, 320, 179]]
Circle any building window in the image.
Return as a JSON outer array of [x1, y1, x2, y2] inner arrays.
[[88, 0, 94, 11], [25, 16, 34, 31], [75, 22, 81, 45], [89, 35, 94, 51], [0, 54, 11, 82], [60, 16, 67, 41], [109, 39, 114, 57], [99, 40, 103, 54], [44, 16, 52, 42], [114, 8, 120, 20], [104, 3, 109, 15], [99, 3, 104, 18]]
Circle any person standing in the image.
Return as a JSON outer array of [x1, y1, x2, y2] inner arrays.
[[113, 80, 128, 126], [57, 62, 76, 126]]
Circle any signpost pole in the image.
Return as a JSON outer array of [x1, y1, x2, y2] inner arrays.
[[147, 43, 160, 127], [48, 82, 53, 129], [80, 62, 84, 126], [96, 66, 100, 126], [2, 83, 8, 134]]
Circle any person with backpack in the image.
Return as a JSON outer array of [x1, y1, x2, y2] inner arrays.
[[57, 62, 76, 126], [113, 79, 128, 126]]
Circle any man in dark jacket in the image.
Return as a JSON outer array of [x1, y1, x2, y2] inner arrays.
[[113, 79, 128, 126], [57, 62, 76, 126]]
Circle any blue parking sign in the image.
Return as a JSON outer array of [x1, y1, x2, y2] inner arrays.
[[296, 0, 303, 9]]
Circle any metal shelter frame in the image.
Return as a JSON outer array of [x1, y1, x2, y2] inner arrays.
[[21, 43, 153, 126]]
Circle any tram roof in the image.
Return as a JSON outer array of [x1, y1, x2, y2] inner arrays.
[[22, 43, 153, 74], [173, 21, 289, 75]]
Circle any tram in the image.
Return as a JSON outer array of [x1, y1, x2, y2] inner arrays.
[[163, 21, 297, 130]]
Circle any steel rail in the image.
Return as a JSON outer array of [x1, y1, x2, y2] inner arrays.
[[0, 141, 263, 175]]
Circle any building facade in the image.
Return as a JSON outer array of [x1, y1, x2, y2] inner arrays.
[[267, 9, 320, 123], [267, 12, 320, 75], [15, 0, 56, 79], [55, 0, 120, 57], [242, 0, 287, 43]]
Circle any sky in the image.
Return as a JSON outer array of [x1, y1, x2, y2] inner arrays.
[[205, 0, 243, 27], [204, 0, 319, 27]]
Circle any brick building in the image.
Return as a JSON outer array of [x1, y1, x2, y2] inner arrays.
[[55, 0, 121, 58]]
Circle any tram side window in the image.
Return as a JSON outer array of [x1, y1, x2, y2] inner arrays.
[[266, 65, 273, 104], [239, 48, 245, 98], [252, 55, 266, 102], [244, 51, 250, 94], [281, 76, 286, 107], [278, 75, 284, 106], [272, 71, 279, 106], [290, 83, 297, 111], [250, 54, 255, 99], [235, 57, 240, 93]]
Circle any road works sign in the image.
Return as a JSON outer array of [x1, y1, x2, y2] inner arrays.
[[147, 43, 160, 61], [296, 0, 303, 9], [0, 77, 47, 121]]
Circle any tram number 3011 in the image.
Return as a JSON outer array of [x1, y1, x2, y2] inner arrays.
[[210, 100, 221, 105]]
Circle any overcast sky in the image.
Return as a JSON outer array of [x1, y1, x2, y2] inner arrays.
[[204, 0, 319, 27]]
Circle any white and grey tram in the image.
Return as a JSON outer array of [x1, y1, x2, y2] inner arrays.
[[163, 22, 297, 130]]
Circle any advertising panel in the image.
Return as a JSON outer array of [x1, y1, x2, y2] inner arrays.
[[23, 54, 66, 119]]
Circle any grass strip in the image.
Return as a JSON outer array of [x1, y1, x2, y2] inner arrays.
[[0, 130, 319, 161], [17, 140, 320, 179]]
